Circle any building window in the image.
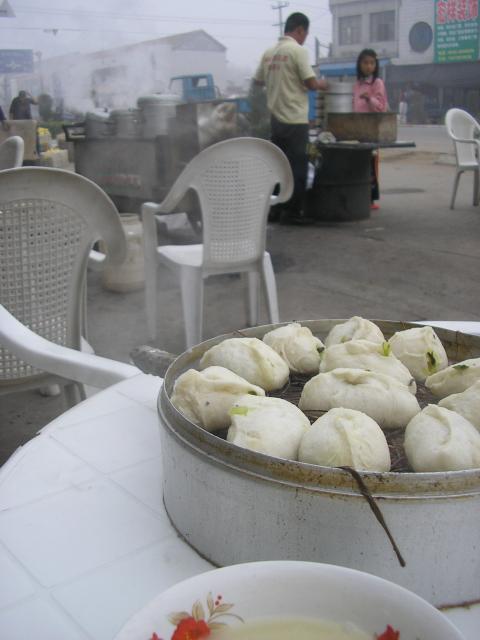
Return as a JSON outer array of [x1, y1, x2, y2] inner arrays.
[[409, 22, 433, 53], [339, 15, 362, 46], [370, 11, 396, 42]]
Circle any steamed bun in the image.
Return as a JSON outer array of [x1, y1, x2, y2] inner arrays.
[[425, 358, 480, 398], [325, 316, 384, 348], [298, 408, 391, 472], [170, 366, 265, 432], [262, 323, 324, 375], [200, 338, 289, 391], [320, 339, 416, 393], [299, 368, 420, 430], [388, 326, 448, 382], [227, 395, 310, 460], [404, 405, 480, 472], [439, 380, 480, 431]]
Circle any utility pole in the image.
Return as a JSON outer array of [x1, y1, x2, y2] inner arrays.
[[35, 51, 44, 93], [271, 1, 289, 37]]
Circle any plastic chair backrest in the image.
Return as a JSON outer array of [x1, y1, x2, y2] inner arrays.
[[0, 167, 126, 382], [172, 138, 293, 270], [0, 136, 24, 170], [445, 108, 479, 167]]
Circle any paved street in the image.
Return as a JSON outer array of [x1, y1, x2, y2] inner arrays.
[[1, 125, 479, 463], [396, 124, 452, 154]]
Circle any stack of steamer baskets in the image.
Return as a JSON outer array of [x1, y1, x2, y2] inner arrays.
[[158, 319, 480, 608]]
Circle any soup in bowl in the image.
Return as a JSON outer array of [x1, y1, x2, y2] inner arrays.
[[114, 561, 464, 640]]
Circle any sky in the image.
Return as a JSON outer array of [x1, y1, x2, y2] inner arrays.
[[0, 0, 333, 73]]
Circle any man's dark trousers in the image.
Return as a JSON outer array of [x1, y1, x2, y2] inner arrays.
[[270, 115, 309, 216]]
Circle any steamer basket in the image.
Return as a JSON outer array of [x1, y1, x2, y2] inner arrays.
[[158, 320, 480, 606]]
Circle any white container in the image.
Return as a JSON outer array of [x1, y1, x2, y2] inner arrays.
[[159, 320, 480, 607], [325, 81, 354, 114], [137, 93, 181, 138], [110, 109, 139, 138], [115, 562, 464, 640], [102, 214, 145, 292]]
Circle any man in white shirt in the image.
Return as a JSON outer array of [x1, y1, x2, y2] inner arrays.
[[255, 12, 327, 224]]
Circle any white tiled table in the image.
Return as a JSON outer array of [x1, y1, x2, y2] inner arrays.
[[1, 323, 480, 640]]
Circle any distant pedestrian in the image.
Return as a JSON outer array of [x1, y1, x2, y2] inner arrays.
[[254, 12, 328, 224], [353, 49, 388, 210], [398, 91, 408, 125], [9, 90, 37, 120]]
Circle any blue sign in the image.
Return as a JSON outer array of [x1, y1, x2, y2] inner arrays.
[[0, 50, 34, 74]]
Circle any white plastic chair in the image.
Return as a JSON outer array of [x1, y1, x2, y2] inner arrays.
[[0, 167, 127, 406], [0, 136, 24, 170], [0, 305, 139, 390], [142, 137, 293, 347], [445, 108, 480, 209]]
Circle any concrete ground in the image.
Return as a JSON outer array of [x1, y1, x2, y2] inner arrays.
[[1, 125, 479, 464]]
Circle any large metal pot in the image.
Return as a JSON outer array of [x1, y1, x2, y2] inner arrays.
[[137, 93, 181, 138], [110, 109, 140, 138], [85, 111, 112, 138], [325, 81, 354, 114], [158, 320, 480, 607]]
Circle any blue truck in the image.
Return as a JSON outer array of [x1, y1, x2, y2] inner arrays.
[[169, 74, 251, 113]]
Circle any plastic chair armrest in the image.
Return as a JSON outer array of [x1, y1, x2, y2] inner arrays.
[[141, 203, 160, 258], [0, 306, 141, 389], [88, 249, 106, 272], [451, 136, 480, 145], [141, 156, 197, 217], [141, 185, 188, 218], [141, 201, 169, 217]]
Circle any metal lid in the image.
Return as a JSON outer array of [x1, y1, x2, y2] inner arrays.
[[137, 93, 182, 107], [86, 111, 110, 122], [326, 82, 354, 94], [110, 108, 138, 117]]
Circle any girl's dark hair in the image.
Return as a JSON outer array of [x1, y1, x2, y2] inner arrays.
[[356, 49, 379, 80]]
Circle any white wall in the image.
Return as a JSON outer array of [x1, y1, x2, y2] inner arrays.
[[396, 0, 435, 64], [330, 0, 399, 59]]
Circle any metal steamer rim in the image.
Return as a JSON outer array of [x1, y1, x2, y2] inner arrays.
[[159, 319, 480, 496]]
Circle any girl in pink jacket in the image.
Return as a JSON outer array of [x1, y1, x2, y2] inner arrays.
[[353, 49, 388, 208]]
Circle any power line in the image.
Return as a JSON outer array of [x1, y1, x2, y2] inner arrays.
[[0, 25, 329, 42], [11, 3, 331, 42], [14, 4, 273, 26], [0, 22, 332, 38], [15, 0, 330, 14]]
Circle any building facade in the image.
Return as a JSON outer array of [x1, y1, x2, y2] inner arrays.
[[324, 0, 480, 122], [330, 0, 400, 61]]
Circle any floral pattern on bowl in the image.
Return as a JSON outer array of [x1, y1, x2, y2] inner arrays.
[[113, 561, 464, 640], [148, 592, 400, 640], [150, 592, 244, 640]]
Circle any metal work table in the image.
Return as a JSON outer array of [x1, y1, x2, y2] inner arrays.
[[316, 140, 416, 150], [306, 140, 416, 222], [72, 137, 177, 213]]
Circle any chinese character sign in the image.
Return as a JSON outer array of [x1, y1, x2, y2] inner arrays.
[[435, 0, 480, 62]]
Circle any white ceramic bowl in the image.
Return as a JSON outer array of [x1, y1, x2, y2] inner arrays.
[[115, 561, 464, 640]]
